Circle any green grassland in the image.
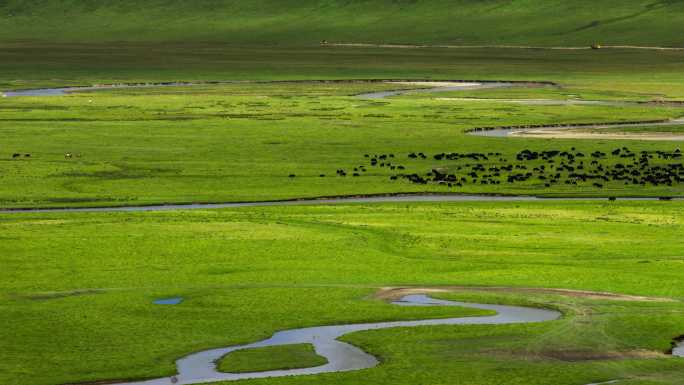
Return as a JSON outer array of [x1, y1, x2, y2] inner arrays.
[[217, 344, 328, 373], [3, 43, 684, 212], [3, 3, 684, 385], [1, 81, 683, 208], [4, 45, 684, 96], [1, 201, 683, 385], [1, 0, 684, 47]]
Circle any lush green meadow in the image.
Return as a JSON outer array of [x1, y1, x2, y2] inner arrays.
[[3, 3, 684, 384], [2, 80, 684, 208], [1, 201, 683, 385], [217, 344, 329, 374], [4, 44, 684, 95], [2, 0, 684, 47]]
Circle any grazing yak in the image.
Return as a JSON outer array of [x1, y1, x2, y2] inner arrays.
[[347, 147, 684, 191]]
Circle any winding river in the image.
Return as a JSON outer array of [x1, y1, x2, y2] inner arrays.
[[107, 294, 560, 385], [1, 79, 540, 98], [674, 338, 684, 357], [470, 118, 684, 138], [1, 82, 219, 97], [354, 81, 516, 98], [0, 194, 680, 214]]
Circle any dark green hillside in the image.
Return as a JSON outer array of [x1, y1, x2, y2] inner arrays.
[[1, 0, 683, 46]]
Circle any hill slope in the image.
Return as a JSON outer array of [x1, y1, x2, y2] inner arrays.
[[1, 0, 683, 46]]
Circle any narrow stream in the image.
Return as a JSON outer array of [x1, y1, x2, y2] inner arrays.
[[1, 194, 680, 214], [1, 79, 539, 98], [107, 294, 560, 385], [673, 338, 684, 357], [355, 81, 513, 98], [1, 82, 201, 97], [469, 119, 684, 138]]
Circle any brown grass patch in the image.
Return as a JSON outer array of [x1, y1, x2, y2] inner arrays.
[[534, 349, 665, 361], [375, 286, 674, 302]]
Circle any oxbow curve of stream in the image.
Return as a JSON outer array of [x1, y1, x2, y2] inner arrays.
[[104, 294, 560, 385]]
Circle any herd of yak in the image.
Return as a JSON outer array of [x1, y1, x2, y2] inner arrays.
[[11, 146, 683, 191], [321, 147, 684, 190]]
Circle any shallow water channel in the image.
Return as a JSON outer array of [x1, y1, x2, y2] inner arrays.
[[107, 294, 560, 385], [1, 82, 203, 97], [469, 119, 684, 138], [2, 194, 680, 214], [673, 339, 684, 357], [153, 297, 184, 305], [1, 80, 522, 98], [355, 81, 511, 98]]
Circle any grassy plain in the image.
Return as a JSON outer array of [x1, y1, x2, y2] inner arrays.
[[1, 1, 684, 47], [1, 81, 684, 208], [2, 14, 684, 384], [217, 344, 328, 373], [1, 201, 683, 385], [3, 45, 684, 95], [2, 2, 684, 385]]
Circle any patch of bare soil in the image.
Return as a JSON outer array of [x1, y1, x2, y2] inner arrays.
[[375, 287, 451, 300], [21, 289, 104, 300], [481, 349, 666, 362], [375, 286, 674, 302], [511, 129, 684, 141], [535, 349, 666, 361]]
